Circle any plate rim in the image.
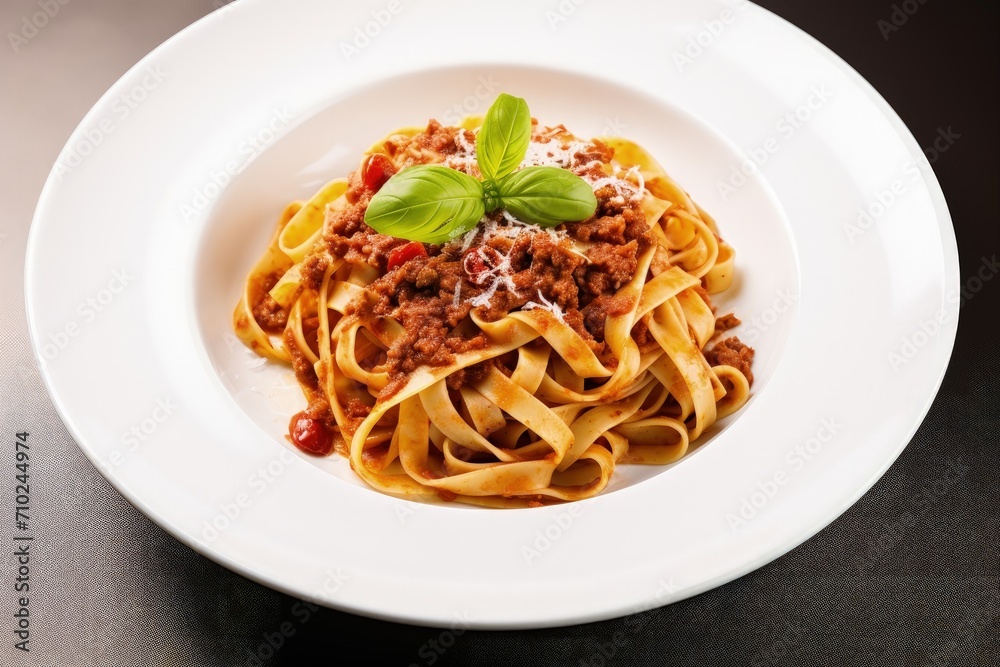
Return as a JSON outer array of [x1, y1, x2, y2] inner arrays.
[[24, 0, 960, 629]]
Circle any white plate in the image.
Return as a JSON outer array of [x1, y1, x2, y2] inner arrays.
[[26, 0, 958, 628]]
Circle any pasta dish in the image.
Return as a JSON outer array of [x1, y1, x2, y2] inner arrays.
[[234, 94, 753, 507]]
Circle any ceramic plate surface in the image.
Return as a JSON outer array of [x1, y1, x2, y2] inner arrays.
[[26, 0, 957, 628]]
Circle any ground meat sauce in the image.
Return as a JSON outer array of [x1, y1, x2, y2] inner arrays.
[[252, 272, 288, 332], [300, 253, 330, 291], [330, 123, 658, 396], [259, 119, 752, 408], [252, 295, 287, 332], [283, 328, 319, 393], [706, 336, 755, 386], [715, 313, 741, 333]]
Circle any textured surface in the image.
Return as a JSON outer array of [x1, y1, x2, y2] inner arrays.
[[0, 0, 996, 665]]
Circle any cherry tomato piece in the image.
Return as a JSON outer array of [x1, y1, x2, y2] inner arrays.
[[386, 242, 428, 271], [288, 411, 334, 456], [362, 154, 396, 192], [463, 247, 503, 286]]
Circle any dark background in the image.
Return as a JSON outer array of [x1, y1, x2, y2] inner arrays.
[[254, 2, 999, 665]]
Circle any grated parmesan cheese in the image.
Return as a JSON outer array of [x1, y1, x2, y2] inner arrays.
[[452, 275, 463, 308], [466, 245, 520, 308], [586, 164, 646, 202], [444, 128, 479, 173], [520, 139, 593, 169], [441, 128, 646, 311], [517, 135, 648, 204], [522, 290, 567, 323]]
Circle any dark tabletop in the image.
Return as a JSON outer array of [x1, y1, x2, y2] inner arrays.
[[1, 1, 996, 665]]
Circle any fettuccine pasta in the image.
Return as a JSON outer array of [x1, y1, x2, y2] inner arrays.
[[234, 114, 753, 507]]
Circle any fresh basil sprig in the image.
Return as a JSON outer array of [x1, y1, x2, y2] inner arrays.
[[363, 94, 597, 243], [363, 166, 485, 244], [498, 166, 599, 229], [477, 93, 531, 182]]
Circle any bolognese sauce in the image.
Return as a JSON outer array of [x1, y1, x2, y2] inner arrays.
[[249, 118, 752, 455]]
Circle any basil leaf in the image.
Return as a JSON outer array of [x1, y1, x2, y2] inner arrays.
[[365, 165, 485, 243], [498, 167, 597, 227], [477, 93, 532, 181]]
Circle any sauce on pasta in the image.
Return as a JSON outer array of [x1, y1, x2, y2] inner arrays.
[[234, 114, 753, 507]]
